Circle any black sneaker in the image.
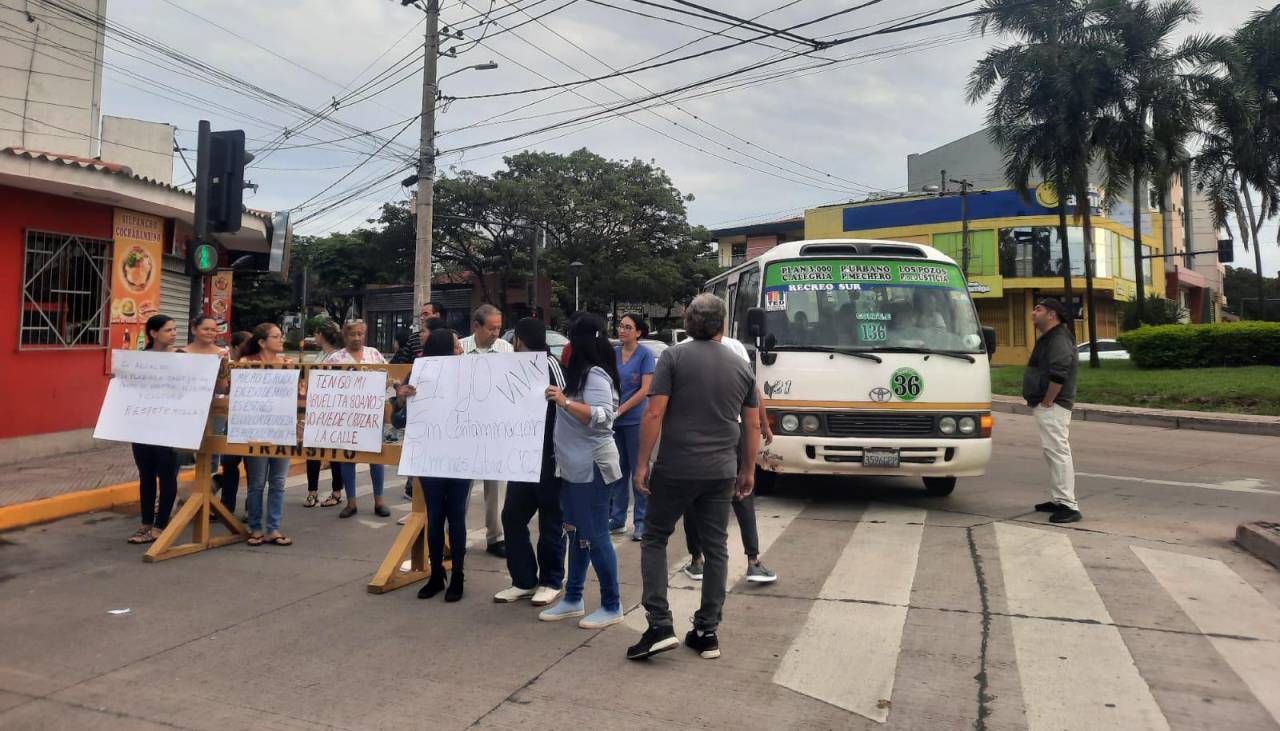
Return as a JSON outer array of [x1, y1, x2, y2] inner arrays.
[[486, 541, 507, 558], [418, 572, 446, 599], [1035, 501, 1065, 512], [626, 626, 679, 660], [684, 629, 721, 659], [1049, 507, 1083, 523]]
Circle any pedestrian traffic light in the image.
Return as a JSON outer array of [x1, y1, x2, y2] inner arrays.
[[1217, 238, 1234, 264], [186, 240, 219, 276], [205, 129, 248, 233]]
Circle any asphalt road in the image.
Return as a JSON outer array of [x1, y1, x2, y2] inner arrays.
[[1, 412, 1278, 730]]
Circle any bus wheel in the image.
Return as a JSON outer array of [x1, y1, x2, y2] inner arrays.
[[923, 477, 956, 497], [755, 466, 778, 495]]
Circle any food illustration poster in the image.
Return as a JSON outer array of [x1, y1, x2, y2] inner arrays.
[[205, 270, 233, 345], [109, 209, 164, 352]]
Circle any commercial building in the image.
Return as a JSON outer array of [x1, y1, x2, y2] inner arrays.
[[0, 0, 280, 462], [713, 130, 1225, 365]]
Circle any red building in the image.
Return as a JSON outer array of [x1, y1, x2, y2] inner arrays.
[[0, 147, 275, 462]]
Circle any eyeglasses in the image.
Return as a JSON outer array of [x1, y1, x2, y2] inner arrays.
[[618, 324, 636, 331]]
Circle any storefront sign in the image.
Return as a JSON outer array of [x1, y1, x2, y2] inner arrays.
[[205, 270, 233, 345], [109, 209, 165, 352], [966, 275, 1004, 299], [93, 351, 222, 449]]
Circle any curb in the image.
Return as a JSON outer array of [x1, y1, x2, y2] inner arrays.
[[1236, 522, 1280, 570], [0, 458, 309, 533], [991, 395, 1280, 437]]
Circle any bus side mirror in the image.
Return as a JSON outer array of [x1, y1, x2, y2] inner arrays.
[[747, 307, 767, 338], [982, 326, 997, 359]]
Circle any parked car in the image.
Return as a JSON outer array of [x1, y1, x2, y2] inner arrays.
[[501, 328, 568, 359], [1077, 339, 1129, 360], [652, 328, 689, 345], [609, 338, 669, 358]]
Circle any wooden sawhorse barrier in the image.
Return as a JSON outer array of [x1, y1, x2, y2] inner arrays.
[[145, 362, 438, 594]]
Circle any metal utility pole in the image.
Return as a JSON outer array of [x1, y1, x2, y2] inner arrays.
[[951, 177, 972, 275], [191, 120, 212, 328], [413, 0, 441, 318]]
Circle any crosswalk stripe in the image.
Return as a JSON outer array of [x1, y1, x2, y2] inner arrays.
[[624, 496, 806, 635], [1133, 546, 1280, 724], [994, 523, 1169, 731], [773, 503, 926, 723]]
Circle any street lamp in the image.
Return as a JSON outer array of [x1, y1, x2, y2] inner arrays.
[[570, 260, 584, 312], [437, 61, 498, 84]]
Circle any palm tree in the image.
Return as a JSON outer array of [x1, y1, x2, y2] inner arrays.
[[1193, 7, 1280, 320], [968, 0, 1117, 366], [1096, 0, 1205, 324]]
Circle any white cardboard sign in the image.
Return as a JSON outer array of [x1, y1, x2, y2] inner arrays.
[[399, 352, 547, 482], [226, 368, 300, 445], [93, 350, 222, 450], [303, 369, 388, 452]]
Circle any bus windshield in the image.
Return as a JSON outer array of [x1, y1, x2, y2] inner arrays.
[[762, 258, 984, 353]]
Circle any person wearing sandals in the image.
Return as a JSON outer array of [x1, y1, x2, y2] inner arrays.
[[305, 321, 346, 509], [538, 314, 625, 629], [215, 331, 253, 516], [323, 320, 390, 519], [238, 323, 295, 547], [414, 329, 472, 602], [127, 315, 182, 545]]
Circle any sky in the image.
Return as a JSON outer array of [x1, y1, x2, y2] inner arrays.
[[85, 0, 1280, 275]]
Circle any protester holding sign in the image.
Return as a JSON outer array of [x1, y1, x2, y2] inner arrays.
[[125, 314, 181, 544], [215, 331, 253, 514], [239, 323, 295, 547], [460, 305, 513, 558], [415, 329, 473, 603], [495, 318, 568, 607], [324, 320, 390, 519], [307, 322, 345, 509], [538, 315, 624, 629]]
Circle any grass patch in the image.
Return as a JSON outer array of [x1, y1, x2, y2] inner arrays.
[[990, 360, 1280, 416]]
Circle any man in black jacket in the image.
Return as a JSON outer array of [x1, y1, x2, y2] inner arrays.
[[1022, 298, 1082, 523]]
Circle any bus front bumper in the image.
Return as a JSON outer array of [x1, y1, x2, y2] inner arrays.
[[758, 435, 991, 478]]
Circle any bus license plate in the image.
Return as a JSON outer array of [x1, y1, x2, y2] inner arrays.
[[863, 448, 900, 468]]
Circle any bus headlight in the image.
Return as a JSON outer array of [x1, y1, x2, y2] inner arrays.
[[780, 414, 800, 433], [801, 415, 821, 433], [958, 416, 977, 435], [938, 416, 957, 435]]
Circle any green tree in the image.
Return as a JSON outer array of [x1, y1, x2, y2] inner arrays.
[[1096, 0, 1205, 322], [1193, 7, 1280, 320], [968, 0, 1118, 366]]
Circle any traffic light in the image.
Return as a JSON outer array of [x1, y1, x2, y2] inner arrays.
[[206, 129, 247, 233], [1217, 238, 1234, 264], [186, 240, 220, 276]]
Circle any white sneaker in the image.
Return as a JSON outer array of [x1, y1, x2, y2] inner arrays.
[[531, 585, 562, 606], [493, 586, 536, 603], [397, 514, 409, 525]]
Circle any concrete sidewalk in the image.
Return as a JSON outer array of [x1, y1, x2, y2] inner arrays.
[[992, 394, 1280, 437]]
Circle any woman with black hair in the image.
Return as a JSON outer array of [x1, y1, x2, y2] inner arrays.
[[538, 314, 624, 629], [126, 314, 181, 544], [307, 321, 346, 508], [239, 323, 295, 547], [611, 312, 656, 540], [416, 328, 472, 602]]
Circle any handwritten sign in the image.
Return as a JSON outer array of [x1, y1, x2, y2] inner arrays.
[[227, 369, 300, 445], [399, 352, 547, 482], [94, 351, 222, 449], [303, 369, 388, 452]]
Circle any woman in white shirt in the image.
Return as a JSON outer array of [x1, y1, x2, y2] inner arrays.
[[323, 320, 390, 519]]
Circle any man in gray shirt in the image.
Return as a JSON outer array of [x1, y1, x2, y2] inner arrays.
[[626, 293, 760, 662]]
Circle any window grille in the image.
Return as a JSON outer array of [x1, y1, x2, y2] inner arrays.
[[20, 230, 111, 349]]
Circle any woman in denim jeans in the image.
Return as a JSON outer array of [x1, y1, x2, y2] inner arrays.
[[538, 314, 624, 629], [238, 322, 295, 546]]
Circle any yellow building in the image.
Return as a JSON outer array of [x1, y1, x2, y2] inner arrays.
[[802, 183, 1168, 365]]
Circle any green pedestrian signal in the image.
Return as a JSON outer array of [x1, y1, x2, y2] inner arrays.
[[188, 242, 219, 275]]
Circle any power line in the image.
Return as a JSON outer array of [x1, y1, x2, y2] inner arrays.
[[633, 0, 822, 48]]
